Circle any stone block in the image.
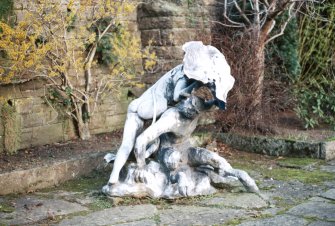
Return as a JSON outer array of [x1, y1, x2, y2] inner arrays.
[[137, 1, 186, 18], [0, 138, 4, 154], [21, 112, 45, 128], [0, 152, 107, 195], [141, 29, 161, 46], [19, 79, 45, 92], [139, 17, 186, 30], [62, 119, 77, 140], [19, 128, 33, 149], [291, 141, 320, 158], [161, 28, 200, 46], [111, 101, 129, 115], [125, 21, 139, 32], [31, 123, 64, 147], [0, 85, 22, 99], [89, 113, 106, 130], [151, 46, 184, 59], [20, 88, 45, 98], [14, 98, 34, 114], [203, 0, 225, 6], [105, 114, 126, 129], [320, 141, 335, 160], [0, 119, 3, 136]]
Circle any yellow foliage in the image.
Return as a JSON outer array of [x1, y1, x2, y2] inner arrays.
[[0, 0, 156, 105]]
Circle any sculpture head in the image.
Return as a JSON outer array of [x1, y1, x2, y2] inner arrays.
[[176, 95, 210, 119], [182, 41, 235, 103]]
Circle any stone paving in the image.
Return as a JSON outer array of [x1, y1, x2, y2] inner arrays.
[[0, 157, 334, 226]]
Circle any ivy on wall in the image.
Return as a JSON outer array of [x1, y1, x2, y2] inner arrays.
[[295, 3, 335, 129], [0, 0, 14, 22]]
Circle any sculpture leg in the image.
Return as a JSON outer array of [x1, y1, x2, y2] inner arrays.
[[188, 148, 259, 193], [108, 112, 144, 185], [134, 109, 179, 167], [188, 147, 233, 171], [225, 168, 259, 193]]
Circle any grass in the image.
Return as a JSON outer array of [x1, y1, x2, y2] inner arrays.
[[231, 157, 334, 185], [277, 157, 321, 167], [46, 169, 109, 193], [0, 202, 15, 213]]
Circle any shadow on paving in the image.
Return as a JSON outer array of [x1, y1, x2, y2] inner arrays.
[[0, 153, 335, 226]]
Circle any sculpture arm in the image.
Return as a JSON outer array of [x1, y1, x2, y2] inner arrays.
[[207, 82, 226, 110], [174, 79, 201, 102]]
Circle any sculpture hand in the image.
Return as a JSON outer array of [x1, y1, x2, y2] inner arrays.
[[179, 91, 191, 98], [134, 166, 148, 183]]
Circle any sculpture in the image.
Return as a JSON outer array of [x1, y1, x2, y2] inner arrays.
[[103, 41, 259, 198]]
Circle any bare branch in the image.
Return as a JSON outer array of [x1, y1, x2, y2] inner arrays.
[[233, 0, 252, 26], [223, 0, 246, 27], [211, 20, 245, 28], [265, 2, 295, 45]]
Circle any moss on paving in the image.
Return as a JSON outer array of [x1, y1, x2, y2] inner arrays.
[[277, 157, 321, 167], [0, 202, 15, 213], [231, 156, 334, 184], [47, 169, 110, 193]]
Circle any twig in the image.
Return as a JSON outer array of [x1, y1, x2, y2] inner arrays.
[[265, 2, 295, 45]]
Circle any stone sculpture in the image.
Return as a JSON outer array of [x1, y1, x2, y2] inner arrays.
[[103, 41, 259, 198]]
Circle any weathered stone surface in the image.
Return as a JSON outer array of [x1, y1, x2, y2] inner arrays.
[[138, 16, 186, 30], [321, 160, 335, 173], [320, 189, 335, 200], [308, 221, 335, 226], [0, 152, 107, 195], [238, 214, 308, 226], [159, 205, 247, 225], [141, 29, 162, 46], [161, 28, 208, 46], [15, 98, 35, 114], [202, 193, 268, 209], [0, 84, 22, 99], [151, 46, 185, 60], [137, 0, 186, 18], [320, 141, 335, 160], [218, 133, 328, 159], [31, 123, 64, 146], [287, 201, 335, 220], [0, 197, 87, 226], [116, 219, 157, 226], [56, 204, 157, 226]]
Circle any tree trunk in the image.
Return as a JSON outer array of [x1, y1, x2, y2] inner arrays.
[[77, 116, 91, 140], [249, 41, 265, 125], [72, 97, 91, 140]]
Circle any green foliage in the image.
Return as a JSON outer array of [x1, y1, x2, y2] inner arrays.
[[0, 0, 13, 22], [294, 79, 335, 129], [266, 14, 301, 80], [295, 3, 335, 129], [89, 18, 122, 65]]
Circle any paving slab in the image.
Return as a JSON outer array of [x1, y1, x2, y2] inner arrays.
[[238, 214, 308, 226], [308, 221, 335, 226], [287, 200, 335, 221], [56, 204, 157, 226], [158, 205, 247, 225], [0, 196, 88, 225], [116, 219, 157, 226], [200, 193, 268, 209], [320, 189, 335, 200]]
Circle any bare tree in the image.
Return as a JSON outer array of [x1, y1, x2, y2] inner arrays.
[[214, 0, 323, 128]]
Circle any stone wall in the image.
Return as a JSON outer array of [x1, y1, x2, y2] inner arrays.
[[0, 0, 223, 153]]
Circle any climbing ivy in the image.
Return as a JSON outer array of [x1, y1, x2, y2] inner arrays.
[[0, 0, 14, 23], [294, 3, 335, 129]]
